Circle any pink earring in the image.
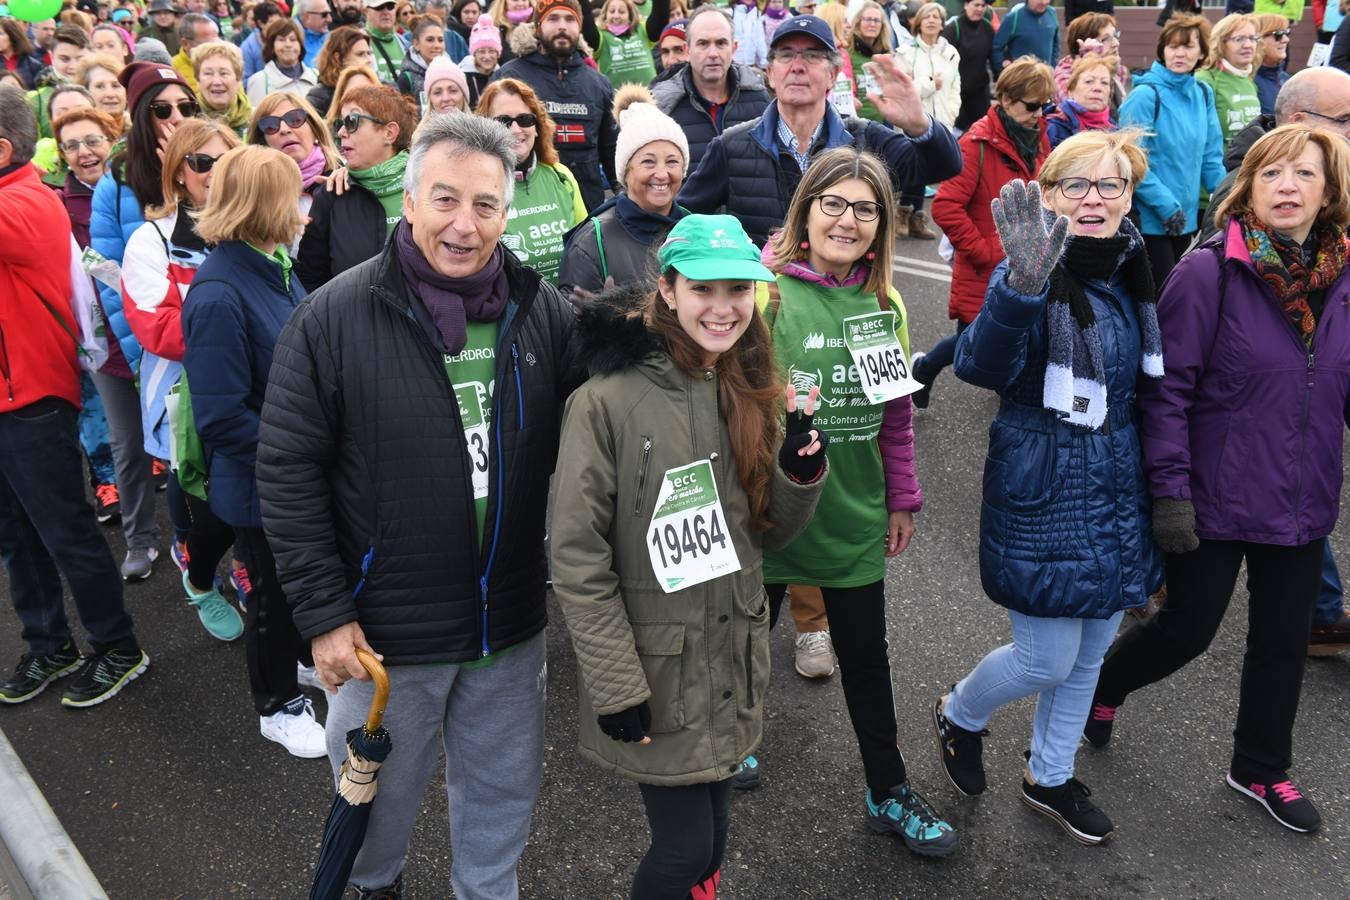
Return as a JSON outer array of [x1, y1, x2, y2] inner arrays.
[[866, 251, 876, 261], [799, 240, 809, 250]]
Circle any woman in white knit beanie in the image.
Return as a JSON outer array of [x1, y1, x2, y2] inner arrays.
[[560, 84, 691, 298]]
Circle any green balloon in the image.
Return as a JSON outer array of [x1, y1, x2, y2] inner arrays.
[[8, 0, 63, 23]]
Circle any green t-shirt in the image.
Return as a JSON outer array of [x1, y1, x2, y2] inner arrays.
[[761, 277, 911, 588], [367, 28, 405, 84], [597, 27, 658, 89], [443, 320, 498, 545], [1195, 67, 1262, 155], [849, 47, 883, 122], [501, 162, 584, 285]]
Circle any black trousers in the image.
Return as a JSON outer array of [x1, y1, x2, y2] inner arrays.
[[1142, 232, 1195, 288], [767, 581, 906, 795], [233, 527, 303, 716], [183, 492, 236, 593], [1095, 538, 1324, 781], [632, 779, 731, 900]]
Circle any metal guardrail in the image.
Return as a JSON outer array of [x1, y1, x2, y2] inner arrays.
[[0, 729, 107, 900]]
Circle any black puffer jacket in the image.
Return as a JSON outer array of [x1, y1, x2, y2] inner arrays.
[[257, 241, 579, 665], [295, 180, 387, 293], [649, 63, 770, 174]]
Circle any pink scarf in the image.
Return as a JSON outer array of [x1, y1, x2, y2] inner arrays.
[[297, 143, 326, 189], [1075, 104, 1114, 132]]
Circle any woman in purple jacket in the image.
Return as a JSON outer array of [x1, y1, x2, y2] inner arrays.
[[1086, 125, 1350, 836]]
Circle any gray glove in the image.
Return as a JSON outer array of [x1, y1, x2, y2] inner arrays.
[[1152, 497, 1199, 555], [1163, 209, 1187, 237], [990, 180, 1069, 296]]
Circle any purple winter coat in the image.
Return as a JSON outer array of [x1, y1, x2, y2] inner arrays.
[[1139, 217, 1350, 546]]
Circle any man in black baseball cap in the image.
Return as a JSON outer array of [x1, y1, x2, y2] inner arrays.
[[677, 14, 961, 245]]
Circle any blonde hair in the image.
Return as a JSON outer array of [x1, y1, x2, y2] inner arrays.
[[327, 65, 381, 128], [852, 1, 893, 54], [195, 145, 306, 246], [909, 2, 945, 37], [1214, 124, 1350, 230], [76, 53, 124, 85], [1253, 13, 1291, 37], [147, 119, 242, 220], [1038, 128, 1148, 192], [192, 40, 244, 80], [771, 147, 896, 298], [817, 3, 851, 46], [246, 91, 342, 171], [1066, 53, 1118, 94], [1205, 13, 1257, 70]]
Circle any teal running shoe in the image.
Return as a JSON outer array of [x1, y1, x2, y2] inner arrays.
[[865, 783, 960, 858], [183, 570, 244, 641]]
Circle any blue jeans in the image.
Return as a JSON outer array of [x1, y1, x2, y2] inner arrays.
[[0, 398, 136, 656], [1316, 540, 1342, 625], [945, 609, 1124, 788], [914, 320, 969, 386]]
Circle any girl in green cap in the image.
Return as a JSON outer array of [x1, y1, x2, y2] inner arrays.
[[550, 213, 829, 900]]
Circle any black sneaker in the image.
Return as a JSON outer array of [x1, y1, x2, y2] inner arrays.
[[931, 694, 988, 796], [729, 754, 761, 790], [1020, 774, 1114, 845], [354, 873, 403, 899], [60, 646, 149, 708], [1082, 701, 1118, 749], [910, 352, 933, 409], [0, 643, 82, 704], [1225, 772, 1321, 833]]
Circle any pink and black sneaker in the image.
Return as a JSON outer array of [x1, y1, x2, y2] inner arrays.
[[1082, 702, 1118, 748], [1225, 772, 1321, 833]]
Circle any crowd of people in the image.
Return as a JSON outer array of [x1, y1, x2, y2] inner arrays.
[[2, 0, 1350, 898]]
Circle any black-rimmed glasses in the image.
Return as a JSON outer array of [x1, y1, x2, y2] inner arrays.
[[814, 194, 882, 222], [149, 99, 200, 120], [334, 112, 387, 135], [184, 153, 221, 174], [1054, 177, 1129, 200]]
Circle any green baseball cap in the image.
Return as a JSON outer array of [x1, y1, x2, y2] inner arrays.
[[657, 215, 775, 283]]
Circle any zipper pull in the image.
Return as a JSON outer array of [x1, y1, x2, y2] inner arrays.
[[511, 343, 521, 371]]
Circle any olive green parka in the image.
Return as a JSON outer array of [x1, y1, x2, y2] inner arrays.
[[550, 288, 826, 786]]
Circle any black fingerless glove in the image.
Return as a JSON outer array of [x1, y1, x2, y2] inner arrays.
[[779, 407, 829, 484], [597, 700, 652, 743]]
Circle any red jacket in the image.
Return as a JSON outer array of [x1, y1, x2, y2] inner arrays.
[[0, 163, 77, 414], [931, 106, 1048, 324]]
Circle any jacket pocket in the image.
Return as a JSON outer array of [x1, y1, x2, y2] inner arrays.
[[631, 620, 686, 733], [984, 424, 1069, 512], [633, 435, 653, 517], [745, 593, 770, 710]]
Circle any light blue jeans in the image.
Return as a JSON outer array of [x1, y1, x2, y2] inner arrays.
[[945, 609, 1124, 788]]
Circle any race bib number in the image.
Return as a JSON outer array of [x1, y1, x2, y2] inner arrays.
[[646, 460, 742, 593], [454, 381, 490, 500], [841, 311, 923, 404]]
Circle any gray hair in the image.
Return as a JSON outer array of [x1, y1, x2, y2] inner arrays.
[[405, 111, 517, 208], [179, 12, 216, 41], [0, 83, 38, 164]]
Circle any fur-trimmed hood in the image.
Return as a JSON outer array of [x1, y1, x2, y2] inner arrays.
[[574, 284, 670, 377]]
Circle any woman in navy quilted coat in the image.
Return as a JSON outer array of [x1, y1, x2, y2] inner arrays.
[[930, 131, 1164, 846]]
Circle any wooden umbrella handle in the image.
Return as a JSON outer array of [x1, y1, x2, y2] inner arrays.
[[355, 648, 390, 733]]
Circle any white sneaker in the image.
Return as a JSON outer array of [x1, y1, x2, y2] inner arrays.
[[296, 663, 324, 690], [794, 630, 836, 679], [260, 697, 327, 758]]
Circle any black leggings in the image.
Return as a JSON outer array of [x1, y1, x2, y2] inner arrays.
[[767, 581, 906, 795], [1095, 538, 1324, 781], [182, 492, 236, 593], [233, 527, 304, 716], [632, 779, 731, 900]]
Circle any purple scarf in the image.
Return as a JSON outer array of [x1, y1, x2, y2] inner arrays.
[[395, 220, 509, 355]]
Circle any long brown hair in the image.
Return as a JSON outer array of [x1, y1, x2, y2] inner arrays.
[[475, 78, 558, 166], [647, 271, 782, 531]]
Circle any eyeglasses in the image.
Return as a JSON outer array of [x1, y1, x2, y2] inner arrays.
[[305, 9, 333, 18], [1226, 34, 1259, 44], [1101, 31, 1121, 42], [493, 112, 537, 129], [58, 134, 110, 154], [1299, 108, 1350, 129], [1054, 177, 1129, 199], [258, 108, 310, 135], [1012, 97, 1048, 114], [1263, 29, 1291, 40], [183, 152, 221, 174], [335, 112, 387, 134], [148, 99, 200, 120], [769, 47, 831, 64], [813, 193, 882, 222]]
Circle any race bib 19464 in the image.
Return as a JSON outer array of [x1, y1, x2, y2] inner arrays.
[[646, 459, 742, 593], [841, 310, 923, 404]]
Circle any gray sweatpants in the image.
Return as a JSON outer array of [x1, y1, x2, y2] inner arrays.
[[325, 631, 547, 899], [89, 371, 158, 552]]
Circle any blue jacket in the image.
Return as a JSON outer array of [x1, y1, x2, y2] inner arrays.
[[303, 28, 327, 67], [1045, 99, 1117, 150], [1255, 63, 1287, 116], [1119, 62, 1224, 236], [991, 3, 1060, 70], [182, 242, 305, 528], [242, 30, 264, 81], [954, 250, 1164, 619], [89, 170, 147, 371], [677, 101, 962, 244]]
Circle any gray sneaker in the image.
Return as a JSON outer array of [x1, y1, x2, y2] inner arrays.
[[121, 546, 160, 582]]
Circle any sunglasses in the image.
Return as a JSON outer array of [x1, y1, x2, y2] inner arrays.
[[370, 1, 396, 9], [59, 134, 110, 154], [335, 112, 387, 135], [493, 113, 537, 129], [183, 152, 221, 174], [1264, 29, 1291, 40], [258, 108, 310, 135], [149, 99, 200, 120], [1012, 97, 1048, 114]]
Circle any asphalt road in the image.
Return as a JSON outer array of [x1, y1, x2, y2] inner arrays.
[[1, 237, 1348, 900]]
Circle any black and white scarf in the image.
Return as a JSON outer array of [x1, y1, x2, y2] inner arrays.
[[1043, 217, 1163, 429]]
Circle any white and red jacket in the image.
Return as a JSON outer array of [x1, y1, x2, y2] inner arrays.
[[121, 210, 207, 459]]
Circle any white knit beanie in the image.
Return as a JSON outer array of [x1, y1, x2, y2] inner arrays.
[[613, 101, 691, 188]]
